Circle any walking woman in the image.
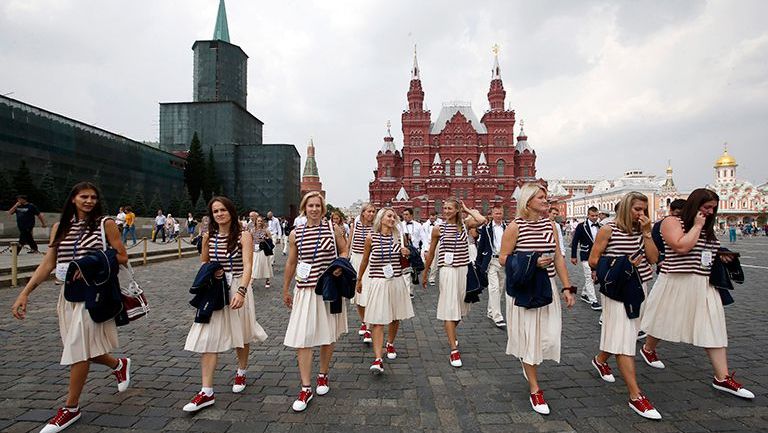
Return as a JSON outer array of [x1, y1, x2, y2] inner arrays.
[[183, 196, 268, 412], [283, 191, 349, 412], [11, 182, 131, 433], [355, 207, 414, 374], [588, 192, 662, 419], [640, 188, 754, 399], [422, 198, 486, 368], [347, 203, 376, 343], [498, 184, 576, 415], [250, 215, 274, 289]]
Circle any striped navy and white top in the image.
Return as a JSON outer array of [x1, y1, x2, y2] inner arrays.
[[604, 222, 654, 283], [208, 232, 244, 277], [350, 220, 371, 255], [661, 217, 720, 276], [57, 217, 109, 263], [251, 228, 269, 244], [514, 217, 557, 278], [437, 223, 470, 267], [368, 232, 402, 278], [295, 222, 337, 290]]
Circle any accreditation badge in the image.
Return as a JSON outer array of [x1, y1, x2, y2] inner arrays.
[[444, 252, 454, 265], [296, 261, 312, 282], [55, 263, 69, 281], [383, 264, 395, 279], [701, 250, 713, 267]]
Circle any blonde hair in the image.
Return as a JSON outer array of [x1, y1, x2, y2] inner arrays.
[[359, 203, 376, 224], [299, 191, 326, 216], [516, 183, 548, 219], [615, 191, 649, 234], [373, 207, 402, 240], [442, 198, 464, 232]]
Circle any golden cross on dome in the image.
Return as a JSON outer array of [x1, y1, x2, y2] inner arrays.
[[492, 43, 500, 55]]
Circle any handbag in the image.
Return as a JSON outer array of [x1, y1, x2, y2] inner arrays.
[[101, 219, 150, 321]]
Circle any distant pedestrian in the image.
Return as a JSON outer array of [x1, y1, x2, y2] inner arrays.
[[121, 206, 137, 245], [347, 203, 376, 344], [728, 224, 737, 243], [152, 210, 166, 243], [186, 212, 197, 236], [570, 206, 602, 310], [281, 217, 290, 255], [7, 194, 46, 253], [166, 214, 177, 241], [250, 216, 273, 289], [115, 207, 126, 233]]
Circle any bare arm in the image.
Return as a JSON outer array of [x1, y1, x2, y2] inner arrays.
[[240, 231, 254, 283], [421, 226, 440, 287], [498, 222, 519, 267], [661, 215, 704, 254], [282, 231, 298, 308], [104, 219, 128, 265], [7, 201, 19, 215], [461, 202, 486, 229], [200, 233, 210, 263], [355, 235, 373, 292], [334, 225, 349, 257], [11, 224, 59, 319], [38, 214, 47, 228], [345, 224, 355, 258]]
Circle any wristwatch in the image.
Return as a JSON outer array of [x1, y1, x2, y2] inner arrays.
[[561, 286, 577, 294]]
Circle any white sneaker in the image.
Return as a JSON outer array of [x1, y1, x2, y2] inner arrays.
[[182, 392, 215, 412], [529, 390, 550, 415], [316, 375, 330, 395], [591, 357, 616, 383], [292, 388, 313, 412], [712, 373, 755, 399], [628, 394, 662, 420], [449, 351, 462, 368], [640, 346, 665, 369], [386, 343, 397, 360], [40, 408, 81, 433], [370, 359, 384, 375], [362, 331, 372, 344], [232, 374, 246, 393]]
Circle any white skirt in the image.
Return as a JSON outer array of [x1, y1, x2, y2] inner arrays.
[[283, 287, 348, 348], [436, 266, 470, 321], [506, 277, 562, 365], [185, 276, 268, 353], [57, 288, 119, 365], [252, 250, 273, 279], [640, 273, 727, 348], [364, 276, 415, 324], [349, 252, 371, 307], [600, 283, 648, 356]]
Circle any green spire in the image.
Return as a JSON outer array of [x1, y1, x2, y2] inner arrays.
[[303, 139, 319, 177], [213, 0, 230, 42]]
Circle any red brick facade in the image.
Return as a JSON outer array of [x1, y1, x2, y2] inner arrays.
[[369, 51, 540, 220]]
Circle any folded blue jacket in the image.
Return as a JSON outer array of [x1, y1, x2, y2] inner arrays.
[[189, 262, 230, 323], [315, 257, 357, 314], [64, 249, 128, 325], [709, 247, 743, 306], [504, 251, 552, 309], [595, 255, 645, 319], [465, 261, 487, 303]]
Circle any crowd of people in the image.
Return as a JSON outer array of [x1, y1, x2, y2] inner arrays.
[[7, 182, 758, 432]]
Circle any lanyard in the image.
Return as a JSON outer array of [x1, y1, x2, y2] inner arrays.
[[379, 233, 393, 263], [72, 224, 87, 259], [298, 224, 322, 262], [214, 234, 234, 273]]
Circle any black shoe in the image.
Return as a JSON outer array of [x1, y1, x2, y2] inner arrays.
[[580, 294, 591, 304], [637, 331, 647, 341], [494, 319, 507, 329], [590, 301, 602, 311]]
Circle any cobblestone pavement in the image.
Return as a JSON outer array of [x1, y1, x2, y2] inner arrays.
[[1, 236, 767, 432]]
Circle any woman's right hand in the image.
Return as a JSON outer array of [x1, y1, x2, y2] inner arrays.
[[356, 280, 362, 293], [536, 256, 554, 268], [283, 290, 293, 309], [421, 270, 428, 288], [11, 294, 28, 320], [694, 211, 707, 227]]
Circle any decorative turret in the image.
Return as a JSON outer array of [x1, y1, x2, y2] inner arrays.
[[487, 44, 506, 112], [662, 160, 676, 191], [213, 0, 230, 42], [514, 120, 536, 179], [380, 120, 397, 153], [430, 152, 444, 176], [301, 138, 325, 197], [476, 152, 490, 175], [714, 142, 737, 184], [407, 45, 425, 112]]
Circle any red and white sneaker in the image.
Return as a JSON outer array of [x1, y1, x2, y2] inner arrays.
[[114, 358, 131, 392], [362, 330, 372, 344], [449, 350, 462, 368], [370, 359, 384, 375], [232, 374, 246, 393], [358, 323, 368, 336], [529, 390, 550, 415], [40, 407, 81, 433], [628, 394, 662, 419], [640, 346, 665, 369], [316, 374, 330, 395], [182, 392, 215, 412], [713, 372, 755, 399], [386, 343, 397, 360], [591, 357, 616, 383], [292, 388, 313, 412]]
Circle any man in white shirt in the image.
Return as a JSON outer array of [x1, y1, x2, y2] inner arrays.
[[115, 207, 126, 232], [570, 206, 602, 310], [153, 210, 167, 243], [399, 208, 422, 297], [420, 211, 441, 286], [478, 205, 507, 328]]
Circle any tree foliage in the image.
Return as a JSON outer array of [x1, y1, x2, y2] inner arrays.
[[184, 132, 206, 205]]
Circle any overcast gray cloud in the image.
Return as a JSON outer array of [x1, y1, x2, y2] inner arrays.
[[1, 0, 766, 206]]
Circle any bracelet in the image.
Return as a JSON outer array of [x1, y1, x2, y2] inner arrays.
[[237, 286, 247, 296], [561, 286, 577, 293]]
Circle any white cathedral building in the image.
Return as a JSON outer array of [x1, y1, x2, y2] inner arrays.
[[706, 145, 768, 226]]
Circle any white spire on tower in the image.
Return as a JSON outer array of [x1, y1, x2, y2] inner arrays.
[[491, 43, 501, 79], [411, 44, 420, 80]]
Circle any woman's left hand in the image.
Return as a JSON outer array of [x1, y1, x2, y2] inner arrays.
[[400, 247, 410, 257], [230, 293, 245, 309], [563, 291, 575, 308]]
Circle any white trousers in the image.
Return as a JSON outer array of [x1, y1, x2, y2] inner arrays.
[[486, 257, 505, 322], [580, 261, 597, 302]]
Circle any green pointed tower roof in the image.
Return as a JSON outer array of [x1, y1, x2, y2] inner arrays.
[[213, 0, 230, 42], [303, 139, 320, 178]]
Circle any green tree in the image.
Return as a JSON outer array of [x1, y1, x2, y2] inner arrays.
[[184, 132, 206, 205], [148, 190, 164, 216], [59, 169, 74, 205], [117, 184, 132, 210], [37, 160, 59, 211], [12, 160, 38, 203], [0, 172, 13, 209], [132, 190, 147, 217], [180, 194, 194, 217], [203, 147, 221, 201], [194, 195, 208, 218], [169, 194, 183, 217], [326, 203, 346, 221]]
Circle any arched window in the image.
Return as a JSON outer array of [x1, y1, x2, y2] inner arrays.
[[413, 160, 421, 177], [496, 159, 505, 176], [444, 160, 451, 176], [455, 160, 463, 177], [467, 160, 473, 177], [385, 165, 391, 177]]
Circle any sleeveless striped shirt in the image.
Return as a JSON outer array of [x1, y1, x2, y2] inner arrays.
[[604, 222, 653, 282], [251, 228, 268, 244], [56, 217, 109, 263], [660, 217, 720, 276], [514, 217, 556, 278], [208, 232, 244, 277], [367, 232, 403, 278], [350, 220, 371, 255], [437, 223, 470, 267], [295, 222, 337, 290]]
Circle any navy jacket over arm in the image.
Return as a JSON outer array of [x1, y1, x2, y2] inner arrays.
[[595, 255, 645, 319], [316, 257, 357, 314], [65, 249, 127, 325], [477, 222, 506, 273], [570, 221, 596, 261], [709, 247, 744, 306], [504, 251, 553, 309], [189, 262, 230, 324]]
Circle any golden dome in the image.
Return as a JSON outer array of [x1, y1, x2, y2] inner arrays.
[[715, 145, 737, 168]]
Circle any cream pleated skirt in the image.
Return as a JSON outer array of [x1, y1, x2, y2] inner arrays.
[[641, 273, 727, 348], [506, 278, 562, 365], [364, 276, 415, 324], [349, 252, 371, 307], [600, 283, 648, 356], [185, 276, 268, 353], [252, 250, 273, 279], [57, 288, 119, 365], [436, 265, 470, 321], [283, 287, 348, 348]]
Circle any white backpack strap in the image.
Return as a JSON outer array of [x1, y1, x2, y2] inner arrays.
[[329, 221, 339, 258]]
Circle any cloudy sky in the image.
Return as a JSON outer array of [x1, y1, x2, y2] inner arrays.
[[1, 0, 766, 206]]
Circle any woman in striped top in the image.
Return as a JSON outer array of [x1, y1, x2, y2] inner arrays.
[[588, 192, 662, 419], [641, 188, 754, 399], [12, 182, 131, 433], [283, 191, 349, 412], [346, 203, 376, 343], [355, 208, 415, 374], [422, 198, 486, 368], [250, 216, 273, 288], [498, 184, 576, 415], [183, 196, 268, 413]]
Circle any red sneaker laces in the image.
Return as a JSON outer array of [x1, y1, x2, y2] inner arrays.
[[191, 392, 208, 404], [387, 344, 395, 353], [51, 408, 74, 425], [643, 347, 659, 362], [631, 394, 653, 411], [235, 375, 246, 385], [450, 351, 461, 361], [317, 375, 328, 386], [531, 390, 546, 405], [720, 371, 742, 389], [298, 389, 312, 402]]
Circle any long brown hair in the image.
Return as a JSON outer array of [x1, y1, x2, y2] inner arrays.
[[51, 182, 104, 247], [207, 196, 241, 253], [680, 188, 719, 242]]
